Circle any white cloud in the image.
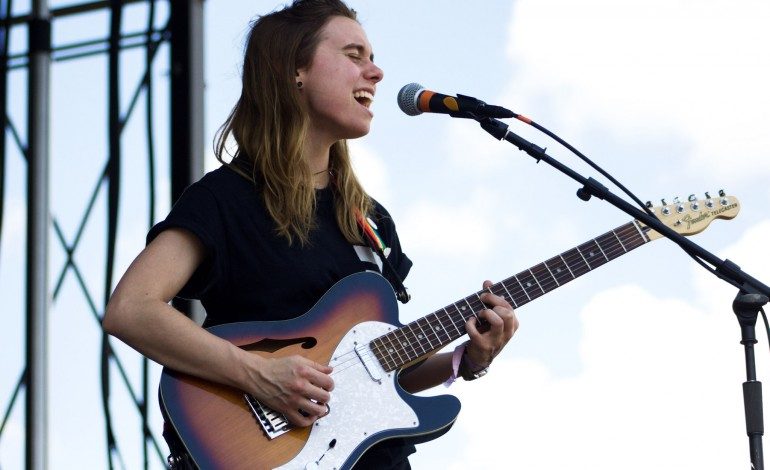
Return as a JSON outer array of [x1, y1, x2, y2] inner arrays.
[[447, 287, 747, 469], [434, 219, 770, 470], [504, 0, 770, 180], [349, 139, 393, 206], [399, 189, 502, 258]]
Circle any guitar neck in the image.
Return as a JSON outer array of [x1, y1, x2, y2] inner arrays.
[[370, 220, 651, 372]]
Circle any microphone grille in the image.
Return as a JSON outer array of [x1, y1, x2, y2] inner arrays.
[[397, 83, 424, 116]]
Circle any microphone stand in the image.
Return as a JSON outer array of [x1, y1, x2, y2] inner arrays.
[[475, 116, 770, 470]]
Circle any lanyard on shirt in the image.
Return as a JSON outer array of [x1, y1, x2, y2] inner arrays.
[[356, 212, 411, 304]]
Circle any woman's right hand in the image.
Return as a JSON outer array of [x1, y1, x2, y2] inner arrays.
[[245, 354, 334, 427]]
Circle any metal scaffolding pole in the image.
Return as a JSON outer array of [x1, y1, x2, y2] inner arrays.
[[170, 0, 205, 323], [25, 0, 50, 468]]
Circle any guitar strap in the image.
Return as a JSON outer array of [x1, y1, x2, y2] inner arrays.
[[356, 211, 411, 304]]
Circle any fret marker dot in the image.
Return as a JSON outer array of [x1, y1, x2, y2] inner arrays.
[[434, 326, 442, 331], [526, 282, 532, 287], [461, 306, 466, 311], [589, 251, 595, 257], [387, 348, 394, 353], [557, 268, 562, 273], [402, 341, 408, 347], [418, 334, 423, 339]]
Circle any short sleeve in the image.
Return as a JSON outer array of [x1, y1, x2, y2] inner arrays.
[[146, 183, 226, 299], [370, 200, 413, 282]]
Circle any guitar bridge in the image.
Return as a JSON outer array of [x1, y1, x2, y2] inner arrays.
[[243, 394, 292, 440]]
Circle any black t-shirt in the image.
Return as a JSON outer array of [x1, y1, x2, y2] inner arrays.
[[147, 165, 412, 327], [149, 165, 415, 468]]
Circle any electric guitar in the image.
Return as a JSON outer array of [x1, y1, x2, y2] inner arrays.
[[160, 193, 740, 469]]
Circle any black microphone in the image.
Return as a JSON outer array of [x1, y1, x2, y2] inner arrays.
[[397, 83, 514, 119]]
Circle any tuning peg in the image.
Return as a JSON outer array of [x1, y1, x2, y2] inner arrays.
[[688, 194, 696, 202], [661, 198, 667, 206], [705, 191, 711, 199], [645, 200, 653, 208], [673, 196, 681, 204], [719, 189, 726, 197]]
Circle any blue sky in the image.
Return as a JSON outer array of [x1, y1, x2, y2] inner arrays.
[[2, 0, 770, 468]]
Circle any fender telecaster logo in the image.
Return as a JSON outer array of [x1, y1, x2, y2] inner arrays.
[[682, 203, 738, 230]]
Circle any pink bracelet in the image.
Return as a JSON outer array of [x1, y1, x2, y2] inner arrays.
[[443, 342, 467, 387]]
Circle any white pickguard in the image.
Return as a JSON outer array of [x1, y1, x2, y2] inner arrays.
[[275, 321, 418, 470]]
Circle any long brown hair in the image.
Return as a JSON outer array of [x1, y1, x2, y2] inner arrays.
[[214, 0, 373, 245]]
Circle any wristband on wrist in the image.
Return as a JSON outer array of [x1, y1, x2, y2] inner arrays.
[[443, 342, 467, 387], [443, 341, 490, 386]]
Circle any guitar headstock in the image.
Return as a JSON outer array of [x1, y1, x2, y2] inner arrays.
[[640, 191, 740, 241]]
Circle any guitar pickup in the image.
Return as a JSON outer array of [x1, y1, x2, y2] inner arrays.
[[356, 346, 382, 384]]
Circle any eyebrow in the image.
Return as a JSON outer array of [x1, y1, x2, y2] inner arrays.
[[343, 43, 374, 62]]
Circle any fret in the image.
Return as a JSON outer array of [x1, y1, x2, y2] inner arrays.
[[439, 308, 463, 342], [504, 277, 529, 306], [612, 229, 627, 253], [530, 263, 555, 294], [546, 256, 573, 285], [577, 240, 608, 270], [371, 217, 663, 373], [543, 261, 560, 287], [596, 232, 622, 260], [516, 270, 544, 300], [593, 239, 610, 261], [497, 281, 518, 308], [513, 274, 532, 301], [371, 338, 396, 371], [631, 220, 649, 242], [381, 332, 406, 366], [557, 254, 576, 279], [368, 338, 385, 364], [626, 223, 648, 249], [427, 312, 451, 345], [406, 323, 428, 355], [446, 305, 465, 337], [461, 298, 477, 318], [527, 268, 546, 293], [392, 327, 418, 363], [415, 317, 436, 349], [566, 247, 592, 276]]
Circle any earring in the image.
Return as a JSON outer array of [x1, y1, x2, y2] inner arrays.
[[297, 81, 303, 89]]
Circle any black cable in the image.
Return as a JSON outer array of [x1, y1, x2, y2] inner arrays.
[[511, 114, 744, 291]]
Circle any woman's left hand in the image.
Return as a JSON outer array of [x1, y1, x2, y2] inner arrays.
[[464, 280, 519, 368]]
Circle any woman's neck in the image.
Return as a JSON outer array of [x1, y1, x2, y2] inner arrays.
[[304, 134, 333, 189]]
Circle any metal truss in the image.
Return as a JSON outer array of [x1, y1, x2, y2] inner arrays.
[[0, 0, 203, 468]]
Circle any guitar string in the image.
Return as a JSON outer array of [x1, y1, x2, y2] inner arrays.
[[341, 206, 715, 372], [326, 224, 649, 375], [353, 224, 647, 371]]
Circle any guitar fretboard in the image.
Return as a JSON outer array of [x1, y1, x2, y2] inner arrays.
[[369, 220, 650, 372]]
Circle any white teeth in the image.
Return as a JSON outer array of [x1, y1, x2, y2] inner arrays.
[[353, 90, 374, 102]]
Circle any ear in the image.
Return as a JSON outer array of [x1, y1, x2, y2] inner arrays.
[[295, 67, 308, 85]]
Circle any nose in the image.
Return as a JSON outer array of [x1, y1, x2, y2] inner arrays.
[[365, 61, 384, 84]]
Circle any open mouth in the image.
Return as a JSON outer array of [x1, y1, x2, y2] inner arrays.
[[353, 90, 374, 108]]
